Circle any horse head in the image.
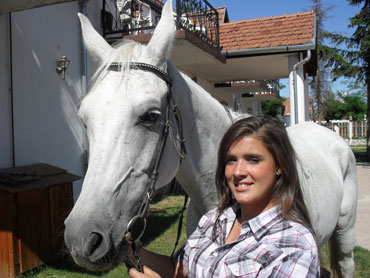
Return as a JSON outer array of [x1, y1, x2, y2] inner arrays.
[[64, 0, 182, 271]]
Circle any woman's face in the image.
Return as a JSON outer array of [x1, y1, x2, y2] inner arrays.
[[225, 136, 278, 219]]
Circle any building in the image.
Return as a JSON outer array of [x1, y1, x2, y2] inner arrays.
[[0, 0, 317, 198]]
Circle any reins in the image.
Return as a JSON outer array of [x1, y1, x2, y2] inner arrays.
[[108, 62, 187, 272]]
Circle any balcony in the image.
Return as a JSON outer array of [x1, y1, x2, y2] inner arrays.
[[102, 0, 220, 49]]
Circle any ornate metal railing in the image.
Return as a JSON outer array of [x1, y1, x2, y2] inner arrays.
[[102, 0, 220, 48]]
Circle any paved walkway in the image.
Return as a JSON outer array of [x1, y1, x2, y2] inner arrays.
[[355, 163, 370, 250]]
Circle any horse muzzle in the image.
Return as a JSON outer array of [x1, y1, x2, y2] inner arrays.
[[64, 213, 129, 271]]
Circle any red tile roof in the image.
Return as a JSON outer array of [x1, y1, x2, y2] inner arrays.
[[219, 11, 315, 51]]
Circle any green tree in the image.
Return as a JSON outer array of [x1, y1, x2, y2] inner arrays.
[[341, 91, 367, 120], [321, 90, 367, 121], [320, 0, 370, 158], [262, 98, 286, 117]]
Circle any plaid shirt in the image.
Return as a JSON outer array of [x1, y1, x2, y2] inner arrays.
[[176, 204, 319, 278]]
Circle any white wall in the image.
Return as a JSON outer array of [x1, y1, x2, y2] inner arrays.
[[8, 1, 103, 199], [0, 14, 13, 168]]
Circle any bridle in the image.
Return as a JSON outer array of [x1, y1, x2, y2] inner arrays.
[[108, 62, 187, 271]]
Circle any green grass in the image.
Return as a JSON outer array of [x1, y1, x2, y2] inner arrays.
[[24, 195, 188, 278], [320, 245, 370, 277], [351, 144, 369, 163], [24, 193, 370, 277]]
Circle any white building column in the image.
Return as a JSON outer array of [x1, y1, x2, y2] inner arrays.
[[304, 73, 310, 120], [288, 53, 310, 125], [288, 55, 298, 126], [296, 54, 307, 123]]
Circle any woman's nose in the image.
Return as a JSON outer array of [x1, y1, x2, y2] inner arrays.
[[234, 160, 248, 177]]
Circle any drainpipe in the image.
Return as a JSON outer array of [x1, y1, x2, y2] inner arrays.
[[292, 49, 311, 125]]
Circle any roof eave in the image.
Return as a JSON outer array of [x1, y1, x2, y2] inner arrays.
[[222, 40, 316, 58]]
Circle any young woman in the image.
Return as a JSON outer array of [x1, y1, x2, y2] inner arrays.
[[129, 116, 320, 278]]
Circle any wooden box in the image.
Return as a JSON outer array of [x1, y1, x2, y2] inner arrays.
[[0, 163, 80, 278]]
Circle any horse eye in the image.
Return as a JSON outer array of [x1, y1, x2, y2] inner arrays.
[[140, 110, 161, 126]]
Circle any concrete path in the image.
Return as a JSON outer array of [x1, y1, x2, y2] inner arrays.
[[355, 163, 370, 250]]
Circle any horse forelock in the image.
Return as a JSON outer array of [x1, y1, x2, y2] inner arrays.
[[88, 40, 146, 94]]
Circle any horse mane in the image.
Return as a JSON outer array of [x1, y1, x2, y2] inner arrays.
[[89, 39, 146, 92]]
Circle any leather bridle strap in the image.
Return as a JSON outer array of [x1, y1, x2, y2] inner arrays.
[[109, 62, 173, 85], [107, 61, 186, 272]]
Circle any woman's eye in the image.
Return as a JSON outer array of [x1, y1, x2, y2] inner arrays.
[[226, 156, 236, 164], [140, 110, 161, 126], [248, 157, 259, 163]]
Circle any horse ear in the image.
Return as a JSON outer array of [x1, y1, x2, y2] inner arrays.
[[78, 13, 112, 64], [143, 0, 176, 67]]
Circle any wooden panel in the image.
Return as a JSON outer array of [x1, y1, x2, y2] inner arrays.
[[17, 188, 51, 273], [0, 163, 80, 193], [0, 189, 18, 278], [0, 164, 79, 276], [49, 183, 74, 257]]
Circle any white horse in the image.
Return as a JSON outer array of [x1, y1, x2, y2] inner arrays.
[[64, 1, 358, 277]]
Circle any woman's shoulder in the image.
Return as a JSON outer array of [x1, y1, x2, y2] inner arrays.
[[197, 207, 220, 228], [200, 204, 235, 221], [200, 207, 218, 220], [266, 218, 317, 253], [196, 205, 237, 232], [248, 206, 316, 252], [287, 220, 318, 250]]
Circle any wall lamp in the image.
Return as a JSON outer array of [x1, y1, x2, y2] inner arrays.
[[56, 56, 70, 79]]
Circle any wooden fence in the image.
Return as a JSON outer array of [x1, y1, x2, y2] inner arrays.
[[320, 121, 367, 139]]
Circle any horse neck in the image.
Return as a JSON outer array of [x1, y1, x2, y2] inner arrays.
[[170, 65, 232, 213]]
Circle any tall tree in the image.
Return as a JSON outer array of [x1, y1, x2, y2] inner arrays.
[[320, 0, 370, 159], [309, 0, 333, 122]]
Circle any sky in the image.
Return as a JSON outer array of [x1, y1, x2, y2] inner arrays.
[[207, 0, 362, 97]]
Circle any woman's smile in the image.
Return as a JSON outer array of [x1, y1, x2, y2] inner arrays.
[[234, 180, 253, 190]]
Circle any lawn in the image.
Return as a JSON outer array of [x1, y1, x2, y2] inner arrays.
[[24, 194, 370, 278], [351, 144, 369, 163]]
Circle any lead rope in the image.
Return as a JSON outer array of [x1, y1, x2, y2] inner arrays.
[[171, 192, 189, 256]]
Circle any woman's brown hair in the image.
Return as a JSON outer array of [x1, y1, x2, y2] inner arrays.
[[213, 116, 314, 239]]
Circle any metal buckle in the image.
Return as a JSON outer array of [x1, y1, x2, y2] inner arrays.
[[125, 215, 147, 243]]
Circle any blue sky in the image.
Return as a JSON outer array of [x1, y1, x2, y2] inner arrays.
[[208, 0, 362, 97]]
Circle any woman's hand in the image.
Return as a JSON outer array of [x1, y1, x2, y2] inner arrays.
[[128, 266, 161, 278]]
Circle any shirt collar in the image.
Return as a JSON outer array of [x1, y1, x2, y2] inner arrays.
[[247, 205, 283, 241], [219, 202, 240, 223], [220, 203, 283, 240]]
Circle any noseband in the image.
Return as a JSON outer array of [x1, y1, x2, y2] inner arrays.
[[108, 62, 186, 271]]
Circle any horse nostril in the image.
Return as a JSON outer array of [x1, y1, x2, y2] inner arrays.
[[83, 232, 106, 262]]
